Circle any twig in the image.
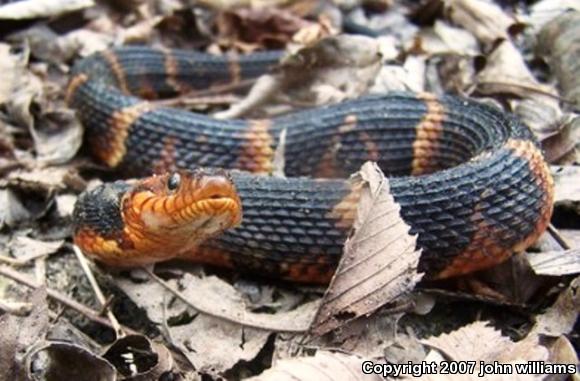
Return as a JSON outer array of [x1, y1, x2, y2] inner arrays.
[[182, 78, 255, 97], [73, 245, 124, 338], [153, 94, 241, 108], [0, 265, 138, 335], [0, 250, 55, 266], [151, 78, 255, 109], [475, 81, 578, 106], [548, 224, 571, 250]]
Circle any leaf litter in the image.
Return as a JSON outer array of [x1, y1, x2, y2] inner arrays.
[[0, 0, 578, 380]]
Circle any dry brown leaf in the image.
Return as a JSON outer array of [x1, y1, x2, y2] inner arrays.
[[560, 229, 580, 247], [537, 11, 580, 108], [10, 236, 63, 262], [0, 288, 48, 380], [540, 116, 579, 164], [476, 40, 545, 95], [26, 341, 116, 381], [515, 100, 570, 152], [169, 314, 270, 376], [348, 3, 417, 43], [102, 335, 176, 379], [423, 321, 511, 362], [526, 249, 580, 276], [527, 0, 580, 30], [115, 274, 272, 374], [414, 20, 479, 56], [30, 109, 84, 165], [248, 351, 382, 381], [117, 272, 319, 331], [425, 54, 477, 94], [0, 0, 93, 19], [551, 166, 580, 213], [216, 7, 313, 50], [57, 29, 112, 59], [475, 40, 563, 136], [8, 25, 81, 66], [4, 58, 43, 132], [422, 321, 548, 364], [0, 43, 29, 104], [547, 336, 580, 380], [370, 55, 426, 93], [118, 16, 163, 44], [476, 40, 559, 100], [0, 41, 82, 164], [0, 188, 34, 227], [532, 276, 580, 337], [443, 0, 517, 45], [291, 14, 339, 47], [310, 162, 422, 336], [419, 322, 550, 381], [6, 166, 79, 191], [456, 252, 543, 305]]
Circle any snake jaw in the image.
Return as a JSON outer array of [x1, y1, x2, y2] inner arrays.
[[122, 170, 242, 253]]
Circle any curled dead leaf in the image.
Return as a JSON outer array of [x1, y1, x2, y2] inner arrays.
[[443, 0, 519, 45], [0, 186, 54, 227], [539, 116, 579, 164], [475, 40, 563, 137], [476, 40, 559, 100], [103, 335, 175, 379], [537, 11, 580, 108], [0, 41, 82, 164], [548, 336, 579, 377], [527, 0, 580, 31], [532, 276, 580, 337], [370, 55, 426, 93], [30, 109, 83, 165], [421, 321, 548, 381], [26, 341, 116, 381], [0, 43, 32, 104], [413, 20, 479, 56], [310, 162, 422, 336]]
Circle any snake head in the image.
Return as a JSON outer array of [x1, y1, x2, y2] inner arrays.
[[122, 169, 242, 253]]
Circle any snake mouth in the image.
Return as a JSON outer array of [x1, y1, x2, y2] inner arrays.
[[123, 170, 242, 240]]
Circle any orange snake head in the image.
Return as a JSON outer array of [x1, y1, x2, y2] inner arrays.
[[101, 169, 242, 265]]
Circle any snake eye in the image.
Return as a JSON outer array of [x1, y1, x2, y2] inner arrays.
[[167, 173, 181, 191]]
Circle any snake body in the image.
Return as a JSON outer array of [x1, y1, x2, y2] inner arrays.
[[69, 46, 554, 283]]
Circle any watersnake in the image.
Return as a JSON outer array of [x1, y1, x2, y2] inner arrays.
[[68, 46, 554, 283]]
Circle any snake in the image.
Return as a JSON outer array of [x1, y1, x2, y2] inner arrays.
[[68, 46, 554, 283]]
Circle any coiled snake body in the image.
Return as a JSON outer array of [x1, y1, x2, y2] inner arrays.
[[69, 46, 554, 283]]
